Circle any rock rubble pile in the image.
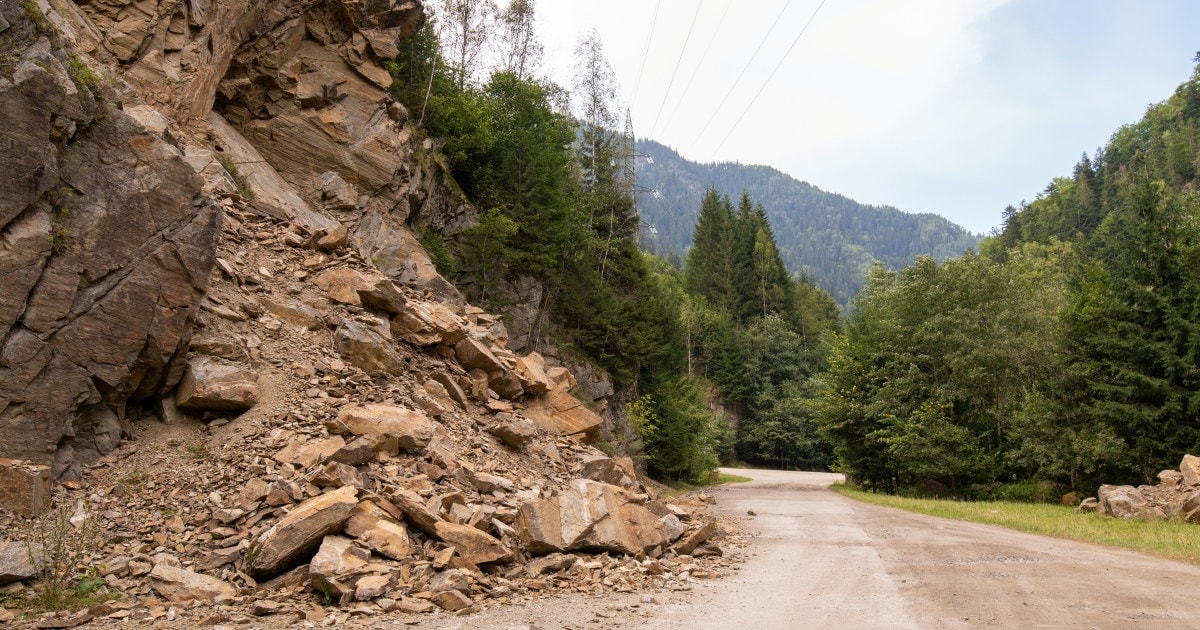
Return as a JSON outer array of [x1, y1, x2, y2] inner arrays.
[[0, 196, 745, 628]]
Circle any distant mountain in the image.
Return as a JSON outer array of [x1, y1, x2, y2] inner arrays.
[[634, 140, 982, 306]]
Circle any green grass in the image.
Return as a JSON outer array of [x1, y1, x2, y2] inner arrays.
[[714, 472, 753, 484], [833, 484, 1200, 565]]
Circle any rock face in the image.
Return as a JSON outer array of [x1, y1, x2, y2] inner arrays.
[[0, 460, 52, 517], [0, 15, 219, 479], [517, 479, 670, 555]]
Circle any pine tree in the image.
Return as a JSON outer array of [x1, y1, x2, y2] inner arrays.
[[684, 187, 737, 313]]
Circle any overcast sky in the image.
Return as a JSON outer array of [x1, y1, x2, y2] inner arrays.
[[530, 0, 1200, 234]]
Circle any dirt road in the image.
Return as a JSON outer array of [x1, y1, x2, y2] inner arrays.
[[436, 468, 1200, 629]]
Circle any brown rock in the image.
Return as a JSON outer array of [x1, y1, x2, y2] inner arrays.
[[391, 301, 465, 347], [431, 589, 472, 612], [516, 479, 669, 555], [338, 404, 433, 449], [673, 518, 719, 555], [579, 454, 637, 489], [389, 488, 442, 538], [432, 372, 470, 409], [331, 434, 398, 465], [309, 535, 370, 597], [175, 358, 259, 412], [1159, 470, 1184, 488], [513, 352, 552, 395], [354, 574, 391, 601], [524, 389, 603, 442], [434, 521, 513, 565], [247, 486, 359, 578], [273, 436, 346, 468], [357, 278, 408, 315], [261, 297, 325, 330], [0, 460, 52, 517], [148, 564, 236, 601], [1181, 454, 1200, 486], [359, 519, 413, 561], [1097, 484, 1150, 519], [488, 418, 539, 449], [313, 268, 371, 307], [310, 461, 364, 488], [335, 319, 404, 376]]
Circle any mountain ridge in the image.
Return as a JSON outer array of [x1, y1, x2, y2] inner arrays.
[[634, 139, 982, 305]]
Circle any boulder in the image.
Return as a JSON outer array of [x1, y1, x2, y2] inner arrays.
[[331, 434, 399, 465], [454, 337, 505, 374], [247, 486, 359, 578], [1181, 454, 1200, 486], [516, 479, 669, 555], [309, 535, 370, 597], [431, 589, 473, 611], [310, 461, 364, 488], [1182, 490, 1200, 523], [579, 454, 638, 489], [391, 301, 465, 347], [1097, 484, 1151, 519], [273, 436, 346, 468], [149, 564, 236, 601], [432, 372, 470, 409], [434, 521, 513, 565], [335, 319, 404, 376], [1159, 470, 1184, 488], [260, 297, 324, 330], [313, 268, 371, 307], [513, 352, 552, 395], [175, 358, 259, 412], [673, 518, 719, 555], [0, 460, 52, 517], [357, 278, 408, 315], [523, 389, 603, 442], [488, 417, 539, 449], [389, 488, 443, 538], [358, 519, 412, 561], [337, 404, 433, 449], [0, 542, 36, 585]]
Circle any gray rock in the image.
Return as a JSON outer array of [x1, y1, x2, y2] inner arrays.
[[0, 542, 37, 585]]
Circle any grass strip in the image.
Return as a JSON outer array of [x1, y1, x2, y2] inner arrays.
[[833, 484, 1200, 565]]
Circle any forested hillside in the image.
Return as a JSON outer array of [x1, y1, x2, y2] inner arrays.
[[635, 140, 981, 305], [392, 1, 842, 482], [816, 57, 1200, 496]]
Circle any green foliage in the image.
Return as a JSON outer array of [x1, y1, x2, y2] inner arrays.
[[214, 152, 254, 201], [418, 227, 458, 277], [66, 55, 101, 98], [630, 377, 720, 483], [22, 501, 109, 612], [49, 207, 73, 253]]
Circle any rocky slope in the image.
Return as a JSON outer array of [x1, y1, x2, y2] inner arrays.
[[0, 0, 744, 625]]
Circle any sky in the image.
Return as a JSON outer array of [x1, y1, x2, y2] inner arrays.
[[530, 0, 1200, 235]]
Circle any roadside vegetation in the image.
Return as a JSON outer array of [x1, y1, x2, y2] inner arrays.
[[834, 485, 1200, 565]]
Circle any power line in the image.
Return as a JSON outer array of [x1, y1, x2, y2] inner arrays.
[[687, 0, 796, 154], [711, 0, 828, 157], [663, 0, 736, 134], [630, 0, 663, 105], [648, 1, 705, 138]]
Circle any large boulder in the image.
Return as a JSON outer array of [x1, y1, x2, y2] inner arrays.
[[1181, 454, 1200, 486], [334, 319, 404, 376], [0, 542, 36, 585], [0, 460, 52, 517], [434, 521, 512, 565], [247, 486, 359, 578], [579, 454, 638, 489], [175, 358, 259, 412], [337, 404, 434, 449], [516, 479, 669, 555], [149, 564, 236, 601], [1097, 485, 1155, 519], [391, 301, 466, 347], [523, 389, 603, 442]]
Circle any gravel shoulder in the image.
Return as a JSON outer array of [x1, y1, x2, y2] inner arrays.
[[435, 468, 1200, 629]]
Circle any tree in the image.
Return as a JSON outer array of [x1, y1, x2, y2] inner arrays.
[[496, 0, 543, 80], [435, 0, 497, 89], [684, 187, 737, 312]]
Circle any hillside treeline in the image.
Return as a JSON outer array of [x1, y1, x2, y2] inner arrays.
[[817, 59, 1200, 495]]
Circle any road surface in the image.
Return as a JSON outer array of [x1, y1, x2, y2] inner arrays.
[[440, 468, 1200, 629]]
